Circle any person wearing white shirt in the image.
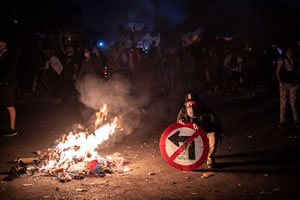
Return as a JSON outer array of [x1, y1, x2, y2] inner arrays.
[[45, 54, 64, 103], [45, 55, 63, 75]]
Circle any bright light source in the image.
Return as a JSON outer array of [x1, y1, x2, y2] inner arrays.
[[98, 42, 104, 47]]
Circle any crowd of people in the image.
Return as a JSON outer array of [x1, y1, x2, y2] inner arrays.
[[9, 35, 300, 102], [2, 33, 300, 136]]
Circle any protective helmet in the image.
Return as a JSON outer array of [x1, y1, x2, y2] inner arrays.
[[185, 91, 198, 102]]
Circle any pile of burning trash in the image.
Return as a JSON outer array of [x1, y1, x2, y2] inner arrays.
[[3, 104, 132, 182]]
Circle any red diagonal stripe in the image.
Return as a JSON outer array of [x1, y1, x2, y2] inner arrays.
[[169, 131, 199, 161]]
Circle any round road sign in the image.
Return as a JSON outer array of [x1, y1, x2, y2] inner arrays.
[[160, 123, 209, 171]]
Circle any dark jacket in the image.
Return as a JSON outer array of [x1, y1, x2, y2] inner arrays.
[[0, 50, 17, 86], [177, 102, 222, 137]]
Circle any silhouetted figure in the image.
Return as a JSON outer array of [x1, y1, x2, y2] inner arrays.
[[0, 40, 18, 136]]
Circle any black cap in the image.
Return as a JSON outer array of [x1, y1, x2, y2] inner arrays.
[[185, 91, 198, 102]]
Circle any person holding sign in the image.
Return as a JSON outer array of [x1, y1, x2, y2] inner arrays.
[[177, 91, 222, 168]]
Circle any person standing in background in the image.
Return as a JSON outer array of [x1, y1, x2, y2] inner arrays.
[[0, 40, 18, 137], [44, 51, 64, 104], [276, 48, 300, 128]]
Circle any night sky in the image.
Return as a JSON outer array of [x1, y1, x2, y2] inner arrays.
[[72, 0, 300, 27], [71, 0, 186, 28], [1, 0, 300, 46], [70, 0, 300, 44]]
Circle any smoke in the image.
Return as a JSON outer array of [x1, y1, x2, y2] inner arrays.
[[76, 74, 132, 111], [75, 74, 152, 148]]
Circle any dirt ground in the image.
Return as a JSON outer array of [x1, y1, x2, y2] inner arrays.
[[0, 81, 300, 200]]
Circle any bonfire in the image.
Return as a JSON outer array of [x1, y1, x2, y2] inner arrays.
[[4, 104, 131, 182]]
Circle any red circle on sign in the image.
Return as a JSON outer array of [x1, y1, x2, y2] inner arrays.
[[160, 123, 209, 171]]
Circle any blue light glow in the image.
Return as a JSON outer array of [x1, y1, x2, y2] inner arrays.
[[98, 42, 104, 47]]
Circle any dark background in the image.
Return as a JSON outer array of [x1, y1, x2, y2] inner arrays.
[[1, 0, 300, 47]]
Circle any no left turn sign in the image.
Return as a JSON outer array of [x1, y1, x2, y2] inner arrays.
[[160, 123, 209, 171]]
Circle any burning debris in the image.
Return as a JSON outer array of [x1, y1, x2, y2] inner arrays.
[[3, 104, 131, 182]]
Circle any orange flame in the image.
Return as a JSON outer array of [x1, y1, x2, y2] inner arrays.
[[41, 104, 119, 171], [95, 104, 108, 130]]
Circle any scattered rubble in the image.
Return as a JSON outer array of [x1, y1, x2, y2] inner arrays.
[[201, 172, 216, 178], [57, 173, 72, 182], [17, 157, 38, 165], [2, 116, 132, 183], [3, 151, 131, 182]]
